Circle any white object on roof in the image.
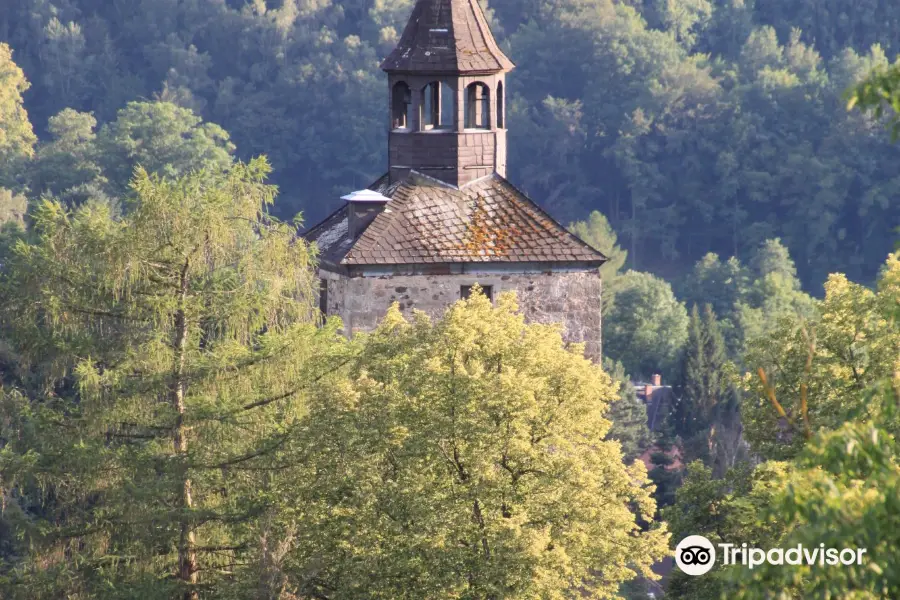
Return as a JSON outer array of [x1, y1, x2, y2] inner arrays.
[[341, 190, 391, 203]]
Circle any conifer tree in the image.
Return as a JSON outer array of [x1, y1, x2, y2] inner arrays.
[[603, 358, 652, 461], [673, 304, 728, 441], [0, 159, 344, 599], [648, 420, 683, 512]]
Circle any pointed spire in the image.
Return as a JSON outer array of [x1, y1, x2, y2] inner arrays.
[[381, 0, 514, 74]]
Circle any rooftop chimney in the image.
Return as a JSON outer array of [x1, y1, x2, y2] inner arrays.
[[651, 374, 662, 387], [342, 190, 390, 239]]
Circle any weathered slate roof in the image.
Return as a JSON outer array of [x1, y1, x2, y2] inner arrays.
[[304, 171, 606, 268], [381, 0, 514, 74]]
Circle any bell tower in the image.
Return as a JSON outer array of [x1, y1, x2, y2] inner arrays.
[[381, 0, 514, 188]]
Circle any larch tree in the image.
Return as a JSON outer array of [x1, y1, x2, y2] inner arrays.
[[291, 289, 669, 599], [0, 158, 346, 599]]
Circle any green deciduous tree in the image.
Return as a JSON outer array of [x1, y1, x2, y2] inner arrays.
[[849, 58, 900, 138], [28, 108, 107, 205], [603, 270, 690, 380], [97, 101, 236, 196], [678, 241, 815, 360], [736, 413, 900, 599], [292, 290, 669, 599], [737, 239, 817, 345], [0, 159, 342, 599], [663, 460, 792, 600], [742, 253, 900, 461], [0, 43, 36, 188]]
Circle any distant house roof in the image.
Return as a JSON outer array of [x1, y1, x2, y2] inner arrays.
[[381, 0, 515, 74], [637, 383, 676, 432], [304, 171, 607, 269]]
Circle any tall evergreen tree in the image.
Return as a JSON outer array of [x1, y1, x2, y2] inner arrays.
[[603, 357, 652, 461], [672, 304, 728, 453], [648, 419, 684, 512], [0, 159, 344, 599]]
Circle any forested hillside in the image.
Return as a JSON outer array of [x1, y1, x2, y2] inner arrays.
[[1, 0, 899, 289], [3, 2, 900, 598]]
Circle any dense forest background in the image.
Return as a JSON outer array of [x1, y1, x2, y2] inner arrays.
[[2, 0, 899, 291], [3, 2, 900, 597]]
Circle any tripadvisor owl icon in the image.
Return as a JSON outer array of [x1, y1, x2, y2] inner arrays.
[[675, 535, 716, 576]]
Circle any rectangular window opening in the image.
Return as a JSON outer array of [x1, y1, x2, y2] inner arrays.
[[423, 83, 436, 130], [461, 285, 493, 302], [319, 278, 328, 317]]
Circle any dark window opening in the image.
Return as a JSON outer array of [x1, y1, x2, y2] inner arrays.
[[461, 284, 493, 302], [392, 81, 413, 129], [465, 82, 490, 129], [440, 82, 455, 129], [497, 81, 504, 129], [319, 278, 328, 316], [421, 82, 439, 130], [422, 81, 455, 130]]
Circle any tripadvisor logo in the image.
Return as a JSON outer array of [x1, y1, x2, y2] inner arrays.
[[675, 535, 716, 576], [674, 535, 869, 576]]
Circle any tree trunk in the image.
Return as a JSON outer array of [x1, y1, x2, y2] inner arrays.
[[172, 259, 198, 600], [472, 499, 489, 559], [631, 195, 638, 271]]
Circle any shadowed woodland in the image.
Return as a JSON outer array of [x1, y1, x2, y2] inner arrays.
[[1, 0, 899, 288]]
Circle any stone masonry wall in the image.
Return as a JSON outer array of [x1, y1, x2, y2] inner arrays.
[[320, 270, 602, 361]]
